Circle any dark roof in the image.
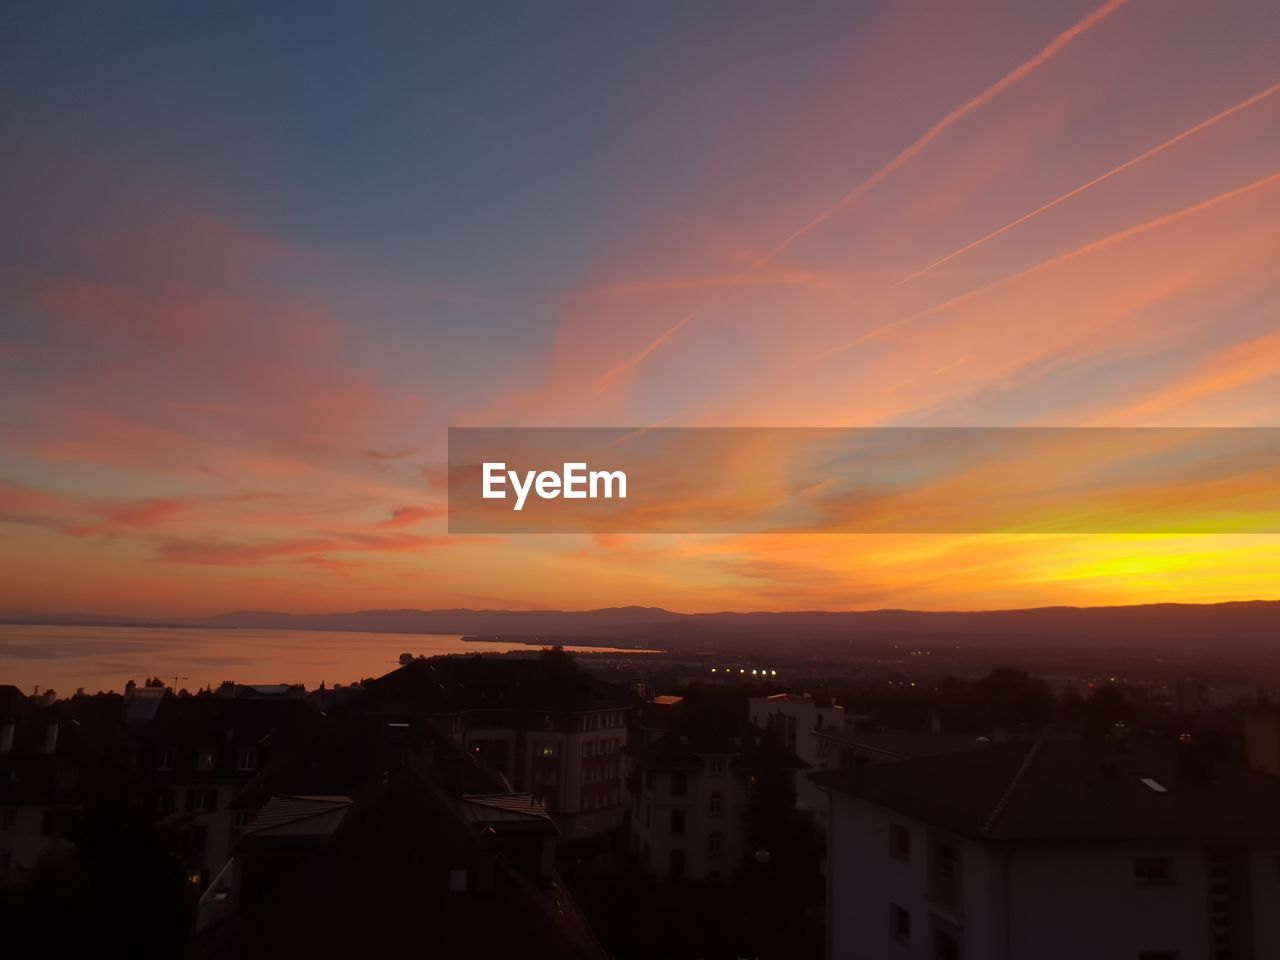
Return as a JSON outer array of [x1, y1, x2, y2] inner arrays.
[[246, 795, 353, 834], [362, 654, 628, 715], [0, 684, 28, 720], [815, 736, 1280, 843], [142, 694, 322, 741], [633, 702, 808, 773], [815, 729, 995, 761], [191, 764, 605, 959]]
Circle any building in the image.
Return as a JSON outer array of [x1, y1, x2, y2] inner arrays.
[[126, 685, 326, 889], [0, 685, 86, 886], [360, 653, 631, 840], [629, 696, 806, 880], [191, 755, 607, 959], [749, 692, 846, 816], [817, 736, 1280, 960]]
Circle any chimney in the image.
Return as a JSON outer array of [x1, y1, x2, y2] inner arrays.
[[124, 680, 137, 699]]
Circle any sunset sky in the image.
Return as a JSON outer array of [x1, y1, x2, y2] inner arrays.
[[2, 0, 1278, 616]]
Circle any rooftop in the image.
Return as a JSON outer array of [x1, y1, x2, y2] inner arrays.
[[815, 736, 1280, 843]]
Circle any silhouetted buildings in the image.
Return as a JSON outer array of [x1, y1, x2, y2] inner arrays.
[[629, 693, 807, 880], [191, 728, 606, 959], [361, 654, 631, 839]]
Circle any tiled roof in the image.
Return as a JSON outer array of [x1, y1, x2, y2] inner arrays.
[[459, 793, 552, 823], [247, 795, 353, 833]]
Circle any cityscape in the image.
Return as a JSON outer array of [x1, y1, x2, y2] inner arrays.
[[4, 0, 1280, 957]]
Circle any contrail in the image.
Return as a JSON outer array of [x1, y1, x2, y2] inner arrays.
[[594, 309, 701, 391], [896, 80, 1280, 286], [821, 169, 1280, 358], [749, 0, 1131, 273], [591, 0, 1130, 392]]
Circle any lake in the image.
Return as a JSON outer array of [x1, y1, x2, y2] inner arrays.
[[0, 624, 656, 696]]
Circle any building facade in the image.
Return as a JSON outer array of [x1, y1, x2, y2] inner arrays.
[[820, 737, 1280, 960]]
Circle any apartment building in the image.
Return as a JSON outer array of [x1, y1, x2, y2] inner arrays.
[[630, 696, 806, 880], [362, 654, 631, 840], [817, 736, 1280, 960]]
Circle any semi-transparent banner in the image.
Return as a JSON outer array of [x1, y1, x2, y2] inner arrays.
[[447, 427, 1280, 534]]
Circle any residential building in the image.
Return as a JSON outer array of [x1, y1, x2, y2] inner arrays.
[[817, 736, 1280, 960], [749, 692, 846, 816], [360, 654, 631, 839], [191, 755, 606, 959], [630, 696, 806, 880]]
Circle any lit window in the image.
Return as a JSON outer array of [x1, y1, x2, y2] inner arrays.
[[196, 747, 216, 772]]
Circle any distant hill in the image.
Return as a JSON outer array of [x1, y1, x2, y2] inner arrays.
[[197, 600, 1280, 643]]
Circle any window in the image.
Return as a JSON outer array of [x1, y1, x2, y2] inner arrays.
[[236, 746, 257, 771], [671, 809, 686, 835], [156, 747, 174, 772], [0, 808, 14, 831], [932, 928, 961, 960], [890, 903, 911, 944], [669, 849, 685, 876], [187, 788, 218, 813], [709, 757, 725, 777], [538, 741, 560, 758], [1133, 857, 1175, 886], [930, 840, 960, 909], [709, 792, 723, 817], [196, 747, 216, 772], [670, 771, 688, 797], [889, 823, 910, 860], [708, 831, 723, 856], [233, 811, 254, 829]]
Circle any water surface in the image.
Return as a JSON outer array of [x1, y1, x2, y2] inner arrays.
[[0, 624, 652, 695]]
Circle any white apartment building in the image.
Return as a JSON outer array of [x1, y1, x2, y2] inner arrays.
[[819, 736, 1280, 960]]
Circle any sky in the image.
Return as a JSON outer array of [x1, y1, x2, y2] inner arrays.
[[1, 0, 1278, 616]]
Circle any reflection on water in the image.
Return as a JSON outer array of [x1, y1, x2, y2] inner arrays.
[[0, 624, 655, 695]]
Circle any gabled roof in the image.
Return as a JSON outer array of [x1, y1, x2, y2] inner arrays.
[[458, 793, 553, 825], [815, 736, 1280, 843], [247, 795, 353, 834]]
